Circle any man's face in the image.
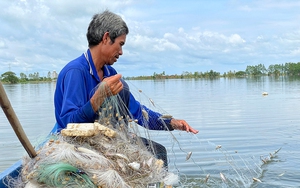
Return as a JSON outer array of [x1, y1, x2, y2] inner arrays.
[[105, 34, 126, 65]]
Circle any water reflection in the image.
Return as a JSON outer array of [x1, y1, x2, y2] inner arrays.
[[1, 77, 300, 187]]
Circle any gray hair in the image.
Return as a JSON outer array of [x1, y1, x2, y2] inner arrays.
[[86, 10, 129, 47]]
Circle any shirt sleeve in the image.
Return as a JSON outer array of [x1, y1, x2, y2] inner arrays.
[[128, 93, 174, 131], [59, 69, 98, 128]]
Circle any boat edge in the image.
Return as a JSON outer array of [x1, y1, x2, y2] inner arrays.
[[0, 159, 22, 188]]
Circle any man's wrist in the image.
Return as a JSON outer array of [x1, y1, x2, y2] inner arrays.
[[164, 118, 174, 131]]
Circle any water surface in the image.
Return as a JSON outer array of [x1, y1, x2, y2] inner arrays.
[[0, 77, 299, 187]]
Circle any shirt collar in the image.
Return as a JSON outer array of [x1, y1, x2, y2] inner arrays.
[[103, 64, 111, 79], [84, 49, 99, 81], [84, 49, 112, 81]]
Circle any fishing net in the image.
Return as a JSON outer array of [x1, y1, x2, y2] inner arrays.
[[4, 79, 281, 188]]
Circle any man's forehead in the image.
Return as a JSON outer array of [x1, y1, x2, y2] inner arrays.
[[116, 34, 126, 42]]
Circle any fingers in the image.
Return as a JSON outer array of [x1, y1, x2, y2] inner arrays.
[[185, 124, 199, 134], [171, 119, 199, 134], [185, 123, 199, 134], [110, 79, 123, 95], [188, 127, 199, 134], [103, 74, 123, 95], [180, 121, 189, 131]]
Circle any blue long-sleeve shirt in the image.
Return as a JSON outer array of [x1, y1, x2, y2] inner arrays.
[[53, 49, 172, 132]]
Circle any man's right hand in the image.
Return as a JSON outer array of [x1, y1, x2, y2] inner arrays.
[[91, 74, 123, 112], [102, 74, 123, 96]]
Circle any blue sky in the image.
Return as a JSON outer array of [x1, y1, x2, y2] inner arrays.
[[1, 0, 300, 77]]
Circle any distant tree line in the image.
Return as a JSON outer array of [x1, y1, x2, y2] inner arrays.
[[1, 62, 300, 83], [126, 62, 300, 80], [1, 71, 55, 84]]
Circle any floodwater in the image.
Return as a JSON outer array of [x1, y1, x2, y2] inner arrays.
[[0, 77, 300, 187]]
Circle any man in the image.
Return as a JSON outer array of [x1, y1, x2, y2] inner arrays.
[[53, 10, 198, 166]]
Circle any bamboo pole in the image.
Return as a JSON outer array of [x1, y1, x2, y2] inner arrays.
[[0, 81, 36, 158]]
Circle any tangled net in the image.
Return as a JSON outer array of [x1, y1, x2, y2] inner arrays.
[[3, 79, 282, 188], [5, 80, 177, 188], [17, 130, 168, 187]]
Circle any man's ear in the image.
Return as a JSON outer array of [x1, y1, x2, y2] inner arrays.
[[102, 32, 110, 44]]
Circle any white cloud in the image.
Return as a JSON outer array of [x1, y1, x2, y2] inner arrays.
[[0, 39, 5, 48], [228, 34, 246, 44], [153, 39, 180, 51], [291, 48, 300, 56], [0, 0, 300, 77]]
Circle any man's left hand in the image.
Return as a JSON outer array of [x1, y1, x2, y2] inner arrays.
[[170, 119, 199, 134]]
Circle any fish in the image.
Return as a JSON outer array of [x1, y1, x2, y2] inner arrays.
[[142, 109, 149, 121], [274, 147, 282, 154], [278, 172, 285, 177], [186, 151, 192, 161], [260, 156, 270, 164], [253, 177, 262, 183], [149, 98, 155, 106], [128, 162, 140, 171], [116, 159, 126, 172], [220, 172, 227, 182], [146, 157, 153, 168], [205, 174, 210, 183], [74, 146, 98, 156], [261, 158, 269, 164], [106, 153, 129, 161], [161, 114, 173, 119], [216, 145, 222, 150]]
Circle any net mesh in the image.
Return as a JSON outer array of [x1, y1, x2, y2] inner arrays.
[[4, 79, 281, 188]]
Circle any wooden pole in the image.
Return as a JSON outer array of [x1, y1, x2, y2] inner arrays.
[[0, 81, 36, 158]]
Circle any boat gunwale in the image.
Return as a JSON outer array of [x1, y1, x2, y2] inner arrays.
[[0, 160, 22, 187]]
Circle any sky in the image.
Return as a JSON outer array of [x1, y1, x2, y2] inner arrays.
[[1, 0, 300, 77]]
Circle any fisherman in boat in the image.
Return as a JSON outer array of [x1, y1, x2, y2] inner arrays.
[[52, 10, 198, 167]]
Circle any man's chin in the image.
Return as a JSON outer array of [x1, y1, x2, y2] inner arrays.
[[106, 62, 116, 66]]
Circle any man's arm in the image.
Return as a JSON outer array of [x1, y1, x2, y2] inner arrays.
[[128, 91, 199, 134], [58, 69, 97, 128]]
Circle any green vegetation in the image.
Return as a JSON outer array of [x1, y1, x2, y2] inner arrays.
[[1, 71, 19, 84], [1, 62, 300, 83], [126, 62, 300, 80], [1, 71, 54, 84]]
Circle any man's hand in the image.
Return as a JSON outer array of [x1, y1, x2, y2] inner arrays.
[[91, 74, 123, 112], [102, 74, 123, 96], [170, 119, 199, 134]]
